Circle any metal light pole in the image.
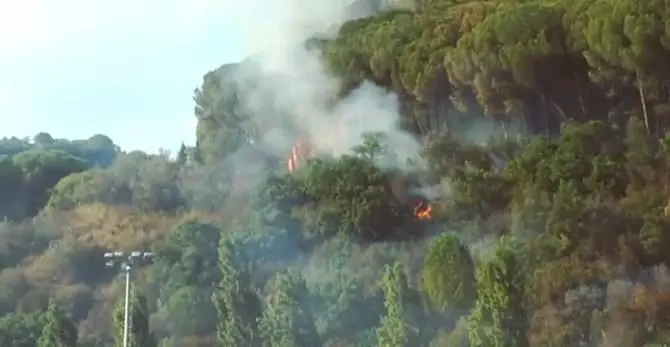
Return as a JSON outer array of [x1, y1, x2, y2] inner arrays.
[[104, 251, 154, 347]]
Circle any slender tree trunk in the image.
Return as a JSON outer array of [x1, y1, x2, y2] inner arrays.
[[575, 72, 587, 119], [414, 108, 427, 135], [637, 73, 650, 134], [548, 98, 568, 122]]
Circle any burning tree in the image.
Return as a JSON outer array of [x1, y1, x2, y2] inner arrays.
[[287, 139, 312, 173]]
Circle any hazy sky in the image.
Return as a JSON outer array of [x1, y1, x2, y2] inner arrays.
[[0, 0, 276, 153]]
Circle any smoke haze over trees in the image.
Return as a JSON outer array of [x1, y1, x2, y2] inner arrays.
[[1, 0, 670, 346]]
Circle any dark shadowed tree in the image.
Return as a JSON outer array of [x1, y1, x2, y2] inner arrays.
[[177, 143, 188, 165]]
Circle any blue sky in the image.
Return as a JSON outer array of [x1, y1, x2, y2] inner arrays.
[[0, 0, 276, 153]]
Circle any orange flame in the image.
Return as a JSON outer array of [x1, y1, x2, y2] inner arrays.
[[287, 139, 310, 172], [414, 201, 432, 220]]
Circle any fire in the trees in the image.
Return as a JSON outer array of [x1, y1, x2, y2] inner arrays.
[[413, 200, 432, 220], [287, 139, 311, 172]]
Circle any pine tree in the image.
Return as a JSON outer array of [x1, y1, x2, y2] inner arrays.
[[468, 237, 528, 347], [37, 298, 78, 347], [259, 268, 320, 347], [193, 141, 204, 164], [376, 262, 416, 347], [177, 143, 188, 165], [212, 236, 262, 347]]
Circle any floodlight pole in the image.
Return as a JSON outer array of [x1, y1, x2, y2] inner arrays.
[[123, 264, 131, 347], [104, 251, 154, 347]]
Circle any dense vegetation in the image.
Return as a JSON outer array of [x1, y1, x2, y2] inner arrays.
[[2, 0, 670, 346]]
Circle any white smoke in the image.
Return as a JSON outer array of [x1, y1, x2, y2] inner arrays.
[[227, 0, 422, 169]]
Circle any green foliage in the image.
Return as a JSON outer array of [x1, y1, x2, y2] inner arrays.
[[113, 290, 156, 347], [259, 269, 320, 347], [468, 237, 527, 347], [150, 219, 221, 296], [5, 0, 670, 345], [0, 134, 118, 167], [14, 149, 91, 215], [213, 236, 262, 347], [0, 312, 45, 347], [37, 298, 78, 347], [252, 173, 305, 236], [252, 144, 413, 243], [376, 262, 416, 347], [46, 151, 186, 212], [149, 219, 221, 336], [301, 154, 406, 240], [45, 170, 120, 210], [0, 148, 92, 220], [193, 63, 257, 164], [305, 237, 381, 343], [422, 233, 476, 311], [625, 116, 657, 185], [0, 157, 28, 220]]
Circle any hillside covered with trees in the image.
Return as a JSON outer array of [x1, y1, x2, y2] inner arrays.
[[1, 0, 670, 346]]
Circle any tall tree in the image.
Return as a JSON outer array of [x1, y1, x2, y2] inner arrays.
[[259, 268, 320, 347], [376, 262, 417, 347], [37, 298, 78, 347], [176, 143, 188, 165], [468, 237, 528, 347], [212, 236, 262, 347]]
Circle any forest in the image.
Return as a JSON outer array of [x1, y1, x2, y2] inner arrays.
[[1, 0, 670, 346]]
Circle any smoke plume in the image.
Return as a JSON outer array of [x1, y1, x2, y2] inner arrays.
[[225, 0, 422, 168]]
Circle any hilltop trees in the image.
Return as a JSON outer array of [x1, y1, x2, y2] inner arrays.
[[4, 0, 670, 346], [0, 149, 90, 220]]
